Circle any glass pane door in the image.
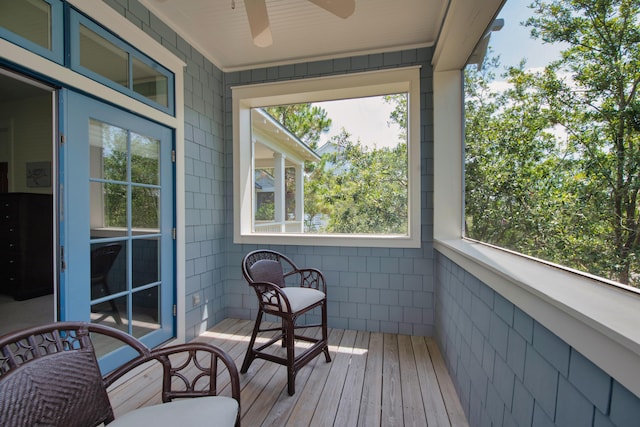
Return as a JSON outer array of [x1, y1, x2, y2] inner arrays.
[[62, 90, 174, 370]]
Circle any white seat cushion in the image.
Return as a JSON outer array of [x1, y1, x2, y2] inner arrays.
[[109, 396, 238, 427], [265, 287, 325, 313]]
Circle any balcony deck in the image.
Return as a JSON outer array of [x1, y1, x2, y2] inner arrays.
[[108, 318, 469, 426]]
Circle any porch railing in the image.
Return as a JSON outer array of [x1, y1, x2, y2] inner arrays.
[[254, 221, 303, 233]]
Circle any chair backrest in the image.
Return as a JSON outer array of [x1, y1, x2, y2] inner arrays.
[[0, 323, 115, 427], [242, 250, 295, 287], [248, 259, 285, 286], [91, 243, 122, 280]]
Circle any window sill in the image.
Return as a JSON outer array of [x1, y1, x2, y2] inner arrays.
[[234, 232, 421, 248], [434, 237, 640, 397]]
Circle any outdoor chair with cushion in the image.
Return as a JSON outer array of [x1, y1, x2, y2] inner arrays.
[[241, 249, 331, 396], [0, 321, 240, 427]]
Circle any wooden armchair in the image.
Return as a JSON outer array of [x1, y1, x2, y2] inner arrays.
[[0, 321, 240, 427], [241, 249, 331, 395]]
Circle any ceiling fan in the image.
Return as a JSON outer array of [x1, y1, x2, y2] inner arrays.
[[243, 0, 356, 47]]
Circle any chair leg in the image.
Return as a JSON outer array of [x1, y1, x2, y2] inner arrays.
[[281, 318, 287, 348], [285, 316, 296, 396], [108, 299, 123, 325], [322, 300, 331, 363], [241, 310, 263, 374], [101, 279, 123, 325]]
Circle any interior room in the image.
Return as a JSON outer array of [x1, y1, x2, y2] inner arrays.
[[0, 70, 55, 335]]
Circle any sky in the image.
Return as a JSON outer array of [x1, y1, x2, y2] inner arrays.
[[310, 1, 565, 151], [313, 96, 403, 150], [488, 0, 567, 69]]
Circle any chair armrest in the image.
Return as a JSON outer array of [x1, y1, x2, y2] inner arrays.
[[104, 341, 241, 427], [95, 324, 240, 421], [286, 268, 327, 293], [250, 281, 294, 313], [82, 323, 240, 427], [150, 342, 240, 406]]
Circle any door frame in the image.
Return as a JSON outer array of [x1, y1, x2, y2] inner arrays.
[[61, 89, 175, 349]]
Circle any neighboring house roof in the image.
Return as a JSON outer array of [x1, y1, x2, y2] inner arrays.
[[316, 141, 350, 175], [254, 169, 274, 191], [252, 108, 321, 165], [316, 140, 343, 157]]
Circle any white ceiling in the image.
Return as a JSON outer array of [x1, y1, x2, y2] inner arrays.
[[139, 0, 450, 71]]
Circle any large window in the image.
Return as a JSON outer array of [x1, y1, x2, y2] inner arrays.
[[464, 0, 640, 288], [232, 67, 421, 247]]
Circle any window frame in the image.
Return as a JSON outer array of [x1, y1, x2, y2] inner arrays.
[[232, 67, 422, 248], [69, 9, 175, 116], [0, 0, 63, 64]]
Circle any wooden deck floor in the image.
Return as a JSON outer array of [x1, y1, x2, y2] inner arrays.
[[108, 318, 469, 427]]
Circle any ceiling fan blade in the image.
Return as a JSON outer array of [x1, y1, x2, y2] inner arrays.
[[244, 0, 272, 47], [308, 0, 355, 19]]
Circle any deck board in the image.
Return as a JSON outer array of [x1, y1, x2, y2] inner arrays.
[[381, 333, 404, 426], [108, 319, 469, 427], [284, 329, 344, 427], [333, 330, 369, 427], [398, 334, 429, 426], [426, 337, 470, 427], [259, 327, 325, 427], [309, 329, 357, 427], [357, 331, 384, 427], [411, 335, 452, 426]]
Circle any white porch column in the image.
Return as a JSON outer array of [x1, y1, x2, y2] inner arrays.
[[294, 163, 304, 232], [273, 152, 286, 232], [252, 139, 258, 223]]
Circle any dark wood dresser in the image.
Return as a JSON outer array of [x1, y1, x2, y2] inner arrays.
[[0, 193, 53, 300]]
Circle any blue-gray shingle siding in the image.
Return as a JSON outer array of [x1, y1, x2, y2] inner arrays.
[[436, 252, 640, 426]]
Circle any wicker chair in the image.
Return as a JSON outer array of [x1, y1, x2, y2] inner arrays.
[[241, 249, 331, 396], [0, 321, 240, 427]]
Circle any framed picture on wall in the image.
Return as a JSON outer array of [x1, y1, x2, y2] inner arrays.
[[26, 161, 51, 187]]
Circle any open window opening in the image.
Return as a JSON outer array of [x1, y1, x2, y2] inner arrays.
[[233, 67, 421, 248], [464, 0, 640, 290]]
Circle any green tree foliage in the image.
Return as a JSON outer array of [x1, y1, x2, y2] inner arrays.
[[466, 0, 640, 285], [384, 94, 408, 141], [255, 200, 274, 221], [465, 58, 560, 247], [466, 59, 611, 276], [312, 94, 408, 234], [101, 129, 160, 230], [303, 133, 342, 232], [264, 96, 409, 235], [527, 0, 640, 284], [264, 104, 332, 149], [308, 129, 408, 234]]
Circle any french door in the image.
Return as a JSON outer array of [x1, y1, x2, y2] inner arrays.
[[61, 90, 175, 370]]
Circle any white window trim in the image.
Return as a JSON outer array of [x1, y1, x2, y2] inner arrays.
[[433, 69, 640, 398], [232, 67, 422, 248]]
